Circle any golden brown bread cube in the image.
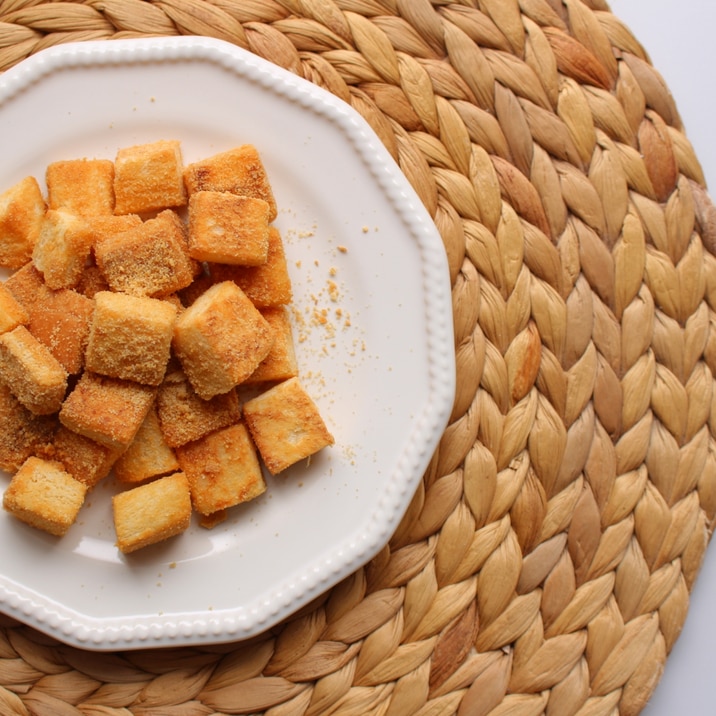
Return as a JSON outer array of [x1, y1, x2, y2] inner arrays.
[[114, 139, 187, 215], [85, 291, 177, 385], [51, 425, 121, 489], [243, 377, 333, 474], [0, 325, 67, 415], [3, 456, 87, 537], [27, 288, 94, 374], [94, 209, 194, 297], [46, 158, 115, 216], [187, 191, 270, 265], [172, 281, 274, 399], [4, 263, 54, 313], [32, 209, 93, 290], [245, 306, 298, 384], [0, 176, 46, 270], [183, 145, 277, 221], [176, 422, 266, 516], [114, 406, 179, 485], [0, 284, 29, 334], [59, 372, 156, 450], [112, 471, 192, 554]]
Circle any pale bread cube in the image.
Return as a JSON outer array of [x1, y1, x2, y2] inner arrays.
[[176, 422, 266, 516], [0, 284, 29, 334], [112, 472, 191, 554], [245, 306, 298, 384], [0, 176, 46, 269], [243, 377, 333, 474], [172, 280, 274, 399], [3, 456, 87, 537], [85, 291, 177, 385], [4, 263, 54, 313], [46, 158, 115, 216], [51, 425, 121, 489], [0, 325, 67, 415], [113, 139, 187, 215]]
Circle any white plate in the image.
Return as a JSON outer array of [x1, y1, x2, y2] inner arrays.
[[0, 37, 455, 650]]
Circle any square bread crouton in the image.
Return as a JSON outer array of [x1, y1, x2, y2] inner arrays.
[[113, 139, 187, 215], [3, 456, 87, 537], [112, 471, 192, 554], [32, 209, 93, 290], [172, 281, 274, 399], [0, 176, 46, 270], [156, 368, 240, 447], [114, 405, 179, 485], [0, 283, 29, 334], [0, 325, 67, 415], [59, 372, 156, 450], [0, 383, 55, 472], [85, 291, 177, 385], [51, 425, 121, 489], [187, 191, 270, 265], [183, 145, 277, 221], [176, 422, 266, 516], [209, 226, 292, 307], [244, 307, 298, 384], [28, 288, 94, 375], [4, 263, 54, 313], [46, 158, 115, 216], [243, 377, 333, 474], [94, 209, 194, 297]]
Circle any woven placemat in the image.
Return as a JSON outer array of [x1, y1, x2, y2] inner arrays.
[[1, 0, 715, 714]]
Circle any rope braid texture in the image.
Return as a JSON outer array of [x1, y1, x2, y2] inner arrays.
[[1, 0, 715, 714]]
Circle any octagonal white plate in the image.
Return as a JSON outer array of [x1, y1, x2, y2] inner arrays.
[[0, 37, 455, 650]]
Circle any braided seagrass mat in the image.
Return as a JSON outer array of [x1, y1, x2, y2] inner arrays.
[[2, 0, 716, 714]]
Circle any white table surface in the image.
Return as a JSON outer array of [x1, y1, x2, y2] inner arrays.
[[600, 2, 716, 713]]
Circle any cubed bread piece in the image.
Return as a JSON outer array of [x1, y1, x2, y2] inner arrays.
[[209, 226, 292, 307], [0, 325, 67, 415], [243, 377, 333, 474], [59, 372, 156, 450], [156, 368, 240, 447], [32, 209, 93, 290], [85, 291, 177, 385], [4, 263, 54, 313], [3, 456, 87, 537], [46, 158, 115, 216], [176, 422, 266, 516], [172, 281, 274, 399], [114, 406, 179, 485], [0, 383, 56, 472], [0, 176, 46, 269], [183, 145, 277, 221], [0, 284, 29, 334], [94, 209, 194, 297], [51, 425, 121, 489], [188, 191, 270, 265], [112, 472, 192, 554], [114, 139, 187, 215], [245, 307, 298, 384], [28, 288, 94, 374]]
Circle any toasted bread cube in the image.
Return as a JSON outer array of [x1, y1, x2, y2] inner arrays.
[[245, 307, 298, 384], [32, 209, 93, 290], [28, 288, 94, 374], [188, 191, 270, 265], [243, 377, 333, 474], [156, 368, 240, 447], [114, 139, 187, 215], [183, 145, 277, 221], [51, 425, 121, 489], [59, 372, 156, 450], [0, 176, 46, 269], [114, 406, 179, 485], [176, 422, 266, 516], [0, 384, 56, 472], [0, 284, 29, 334], [4, 263, 54, 313], [3, 456, 87, 537], [46, 158, 115, 216], [173, 281, 274, 399], [112, 472, 191, 554], [209, 226, 292, 307], [95, 210, 193, 297], [85, 291, 177, 385], [0, 325, 67, 415]]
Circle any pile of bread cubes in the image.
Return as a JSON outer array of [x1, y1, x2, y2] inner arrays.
[[0, 139, 334, 554]]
